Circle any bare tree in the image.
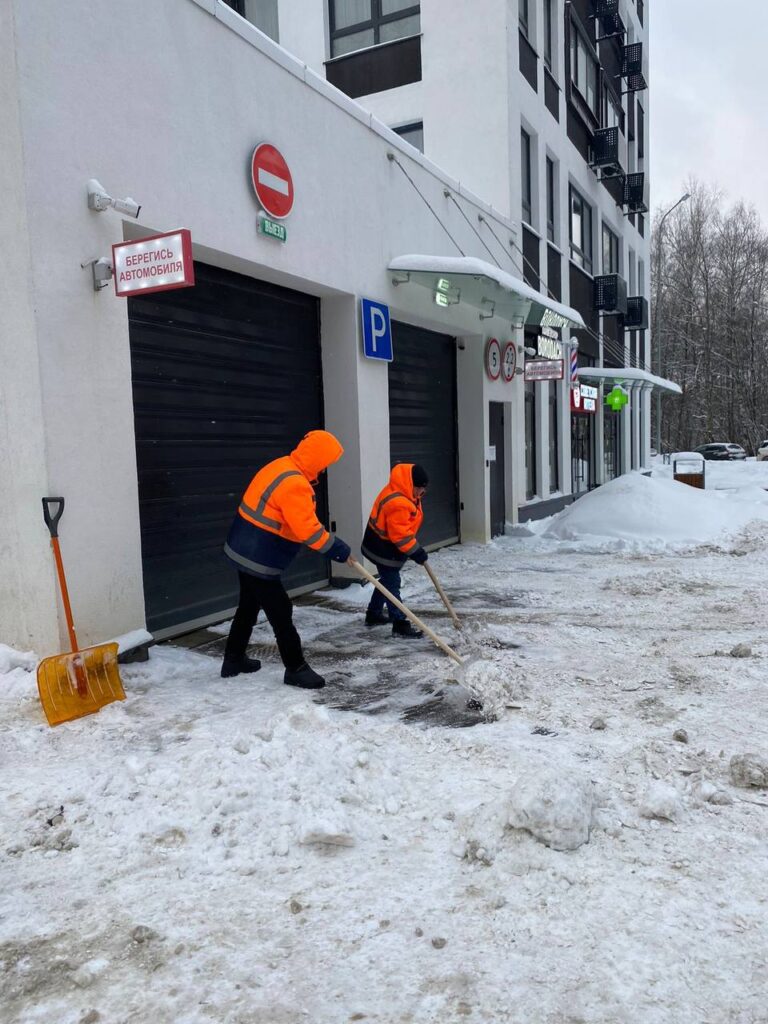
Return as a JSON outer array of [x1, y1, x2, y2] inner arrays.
[[653, 180, 768, 454]]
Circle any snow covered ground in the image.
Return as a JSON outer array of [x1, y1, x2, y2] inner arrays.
[[2, 466, 768, 1023]]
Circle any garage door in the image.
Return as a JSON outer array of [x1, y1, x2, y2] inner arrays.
[[388, 321, 459, 547], [128, 263, 327, 637]]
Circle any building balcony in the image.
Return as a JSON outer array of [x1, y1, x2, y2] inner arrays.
[[594, 274, 628, 316]]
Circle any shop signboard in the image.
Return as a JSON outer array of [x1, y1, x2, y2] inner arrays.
[[525, 358, 564, 382], [571, 383, 598, 414], [112, 229, 194, 297]]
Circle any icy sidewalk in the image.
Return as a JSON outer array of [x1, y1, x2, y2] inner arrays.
[[2, 470, 768, 1023]]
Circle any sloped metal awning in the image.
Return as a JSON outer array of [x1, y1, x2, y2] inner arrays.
[[389, 255, 586, 330], [576, 366, 682, 394]]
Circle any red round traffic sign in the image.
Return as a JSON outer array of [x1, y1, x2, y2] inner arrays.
[[251, 143, 294, 220], [501, 341, 517, 383], [485, 338, 502, 381]]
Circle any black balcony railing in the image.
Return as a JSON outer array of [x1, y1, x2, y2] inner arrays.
[[590, 126, 624, 178], [623, 296, 649, 330], [622, 173, 648, 214], [594, 274, 628, 316]]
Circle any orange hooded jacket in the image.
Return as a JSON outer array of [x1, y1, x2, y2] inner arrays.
[[361, 464, 424, 568], [225, 430, 343, 578]]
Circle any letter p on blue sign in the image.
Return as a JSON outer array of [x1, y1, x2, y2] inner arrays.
[[361, 298, 393, 362]]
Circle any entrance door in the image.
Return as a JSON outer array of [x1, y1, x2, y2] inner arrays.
[[388, 322, 459, 547], [571, 415, 594, 494], [489, 402, 506, 538], [128, 262, 327, 637]]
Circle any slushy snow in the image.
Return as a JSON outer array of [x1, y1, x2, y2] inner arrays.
[[2, 462, 768, 1022]]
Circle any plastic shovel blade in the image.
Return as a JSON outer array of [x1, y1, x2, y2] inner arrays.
[[36, 642, 125, 726]]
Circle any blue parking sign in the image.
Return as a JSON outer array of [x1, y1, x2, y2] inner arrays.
[[361, 298, 393, 362]]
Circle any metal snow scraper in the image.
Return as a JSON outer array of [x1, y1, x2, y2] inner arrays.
[[36, 498, 125, 727]]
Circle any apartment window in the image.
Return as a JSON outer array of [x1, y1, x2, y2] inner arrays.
[[546, 157, 556, 242], [637, 103, 645, 159], [521, 129, 532, 225], [569, 186, 593, 273], [601, 83, 623, 132], [329, 0, 421, 58], [569, 19, 598, 117], [393, 121, 424, 152], [222, 0, 279, 41], [519, 0, 529, 38], [525, 381, 537, 500], [543, 0, 553, 70], [602, 223, 619, 274], [549, 382, 560, 492]]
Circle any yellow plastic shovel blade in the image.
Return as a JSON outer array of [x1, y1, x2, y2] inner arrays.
[[36, 642, 125, 726]]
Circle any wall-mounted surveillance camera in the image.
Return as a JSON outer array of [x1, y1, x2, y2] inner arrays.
[[87, 179, 141, 219], [524, 346, 537, 357]]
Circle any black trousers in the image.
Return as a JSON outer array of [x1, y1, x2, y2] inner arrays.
[[224, 572, 304, 670]]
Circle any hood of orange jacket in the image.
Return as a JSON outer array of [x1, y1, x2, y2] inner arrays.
[[388, 462, 416, 502], [291, 430, 344, 482]]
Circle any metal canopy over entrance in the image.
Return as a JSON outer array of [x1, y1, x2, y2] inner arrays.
[[576, 366, 682, 393], [389, 254, 586, 330]]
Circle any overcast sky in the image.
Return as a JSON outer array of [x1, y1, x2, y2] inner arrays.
[[651, 1, 768, 221]]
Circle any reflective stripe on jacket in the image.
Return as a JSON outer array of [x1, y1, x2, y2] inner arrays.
[[224, 430, 343, 579], [361, 463, 424, 568]]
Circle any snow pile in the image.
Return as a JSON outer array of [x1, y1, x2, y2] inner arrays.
[[460, 656, 527, 717], [507, 765, 596, 851], [543, 473, 768, 551], [640, 780, 684, 821], [0, 643, 36, 675]]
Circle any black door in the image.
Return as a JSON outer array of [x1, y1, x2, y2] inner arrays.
[[571, 414, 595, 494], [489, 402, 506, 538], [388, 322, 459, 547], [128, 263, 327, 637]]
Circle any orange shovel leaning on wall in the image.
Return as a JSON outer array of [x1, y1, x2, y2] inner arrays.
[[36, 497, 125, 726]]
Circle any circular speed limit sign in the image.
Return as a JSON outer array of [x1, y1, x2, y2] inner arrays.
[[485, 338, 502, 381], [501, 341, 517, 383]]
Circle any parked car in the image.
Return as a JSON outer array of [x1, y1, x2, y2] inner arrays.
[[757, 440, 768, 462], [694, 443, 747, 461]]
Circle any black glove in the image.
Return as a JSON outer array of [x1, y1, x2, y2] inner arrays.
[[328, 536, 351, 563], [410, 547, 428, 565]]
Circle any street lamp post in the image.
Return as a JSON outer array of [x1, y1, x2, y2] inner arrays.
[[654, 192, 690, 456]]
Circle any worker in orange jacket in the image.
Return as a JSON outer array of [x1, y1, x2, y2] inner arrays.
[[222, 430, 350, 688], [361, 464, 429, 638]]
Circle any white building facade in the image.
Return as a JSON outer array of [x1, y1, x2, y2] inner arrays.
[[274, 0, 660, 518], [2, 0, 595, 654]]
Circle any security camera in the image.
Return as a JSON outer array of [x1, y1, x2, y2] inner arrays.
[[524, 346, 537, 356], [87, 178, 141, 219]]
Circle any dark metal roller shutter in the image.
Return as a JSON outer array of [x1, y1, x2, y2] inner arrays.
[[388, 321, 459, 548], [128, 262, 327, 637]]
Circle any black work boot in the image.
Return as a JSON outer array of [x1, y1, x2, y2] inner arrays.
[[392, 619, 423, 639], [284, 662, 326, 689], [365, 610, 390, 627], [221, 655, 262, 678]]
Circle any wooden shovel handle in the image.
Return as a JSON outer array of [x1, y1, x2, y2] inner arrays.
[[348, 558, 463, 666], [423, 563, 461, 629]]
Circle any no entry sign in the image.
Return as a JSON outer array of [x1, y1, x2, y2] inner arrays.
[[251, 143, 294, 220]]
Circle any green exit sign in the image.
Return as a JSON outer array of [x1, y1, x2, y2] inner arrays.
[[258, 216, 287, 242]]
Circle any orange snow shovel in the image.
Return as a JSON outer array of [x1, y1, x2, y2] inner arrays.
[[36, 498, 125, 727]]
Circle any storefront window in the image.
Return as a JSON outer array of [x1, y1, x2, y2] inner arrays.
[[571, 414, 594, 494], [549, 381, 559, 492], [525, 381, 537, 500]]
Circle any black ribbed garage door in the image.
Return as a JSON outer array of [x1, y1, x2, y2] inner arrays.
[[388, 322, 459, 547], [128, 263, 327, 637]]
